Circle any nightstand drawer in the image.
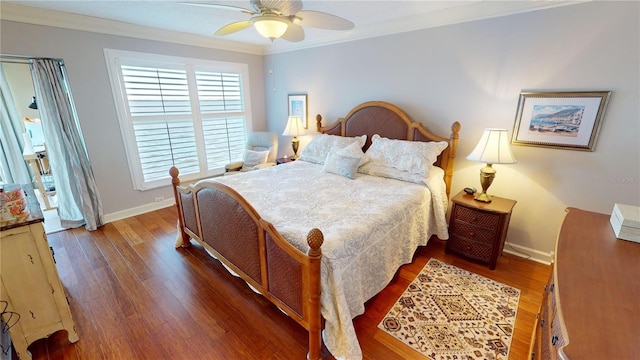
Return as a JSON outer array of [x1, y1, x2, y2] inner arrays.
[[451, 221, 497, 245], [455, 206, 500, 230], [447, 235, 492, 262]]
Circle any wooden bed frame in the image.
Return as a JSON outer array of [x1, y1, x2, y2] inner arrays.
[[169, 101, 460, 359]]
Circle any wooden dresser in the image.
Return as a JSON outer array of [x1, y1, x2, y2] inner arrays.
[[0, 184, 78, 359], [530, 207, 640, 359]]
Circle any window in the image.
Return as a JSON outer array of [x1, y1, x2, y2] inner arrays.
[[104, 49, 252, 190]]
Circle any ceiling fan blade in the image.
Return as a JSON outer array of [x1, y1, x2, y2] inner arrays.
[[179, 1, 256, 15], [215, 20, 252, 36], [256, 0, 303, 16], [295, 10, 354, 30], [281, 23, 304, 42]]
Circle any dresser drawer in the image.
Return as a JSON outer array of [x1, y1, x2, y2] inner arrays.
[[451, 220, 497, 245], [454, 206, 500, 230], [550, 307, 565, 351], [447, 235, 492, 262]]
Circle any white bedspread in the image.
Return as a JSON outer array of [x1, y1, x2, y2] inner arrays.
[[208, 160, 449, 359]]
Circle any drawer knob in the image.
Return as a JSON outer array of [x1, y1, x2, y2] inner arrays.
[[540, 319, 545, 327], [551, 335, 559, 345]]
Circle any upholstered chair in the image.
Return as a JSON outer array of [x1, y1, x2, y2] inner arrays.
[[225, 131, 278, 174]]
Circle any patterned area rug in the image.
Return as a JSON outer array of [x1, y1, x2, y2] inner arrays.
[[378, 259, 520, 360]]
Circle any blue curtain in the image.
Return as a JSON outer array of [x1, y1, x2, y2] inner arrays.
[[0, 65, 32, 185], [29, 59, 104, 230]]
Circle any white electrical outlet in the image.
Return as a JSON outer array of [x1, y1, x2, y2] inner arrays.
[[154, 196, 164, 202]]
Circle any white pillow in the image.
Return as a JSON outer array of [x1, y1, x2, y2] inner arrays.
[[298, 134, 366, 165], [336, 141, 369, 167], [358, 162, 426, 184], [322, 151, 360, 179], [364, 134, 448, 177], [243, 149, 270, 169]]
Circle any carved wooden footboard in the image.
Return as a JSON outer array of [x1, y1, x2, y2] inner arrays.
[[169, 167, 324, 360]]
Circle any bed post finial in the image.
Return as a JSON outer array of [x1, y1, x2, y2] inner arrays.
[[306, 228, 323, 360], [316, 114, 323, 133], [451, 121, 461, 137], [170, 166, 180, 185], [307, 228, 324, 255]]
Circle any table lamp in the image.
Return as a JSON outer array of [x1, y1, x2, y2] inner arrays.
[[466, 128, 517, 202], [282, 115, 304, 158]]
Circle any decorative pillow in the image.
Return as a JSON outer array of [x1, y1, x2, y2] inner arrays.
[[336, 141, 369, 167], [358, 162, 426, 184], [364, 134, 448, 177], [242, 149, 270, 169], [298, 134, 366, 165], [322, 151, 361, 179]]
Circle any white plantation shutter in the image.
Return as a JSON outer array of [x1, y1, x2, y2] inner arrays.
[[202, 117, 246, 170], [196, 72, 247, 170], [132, 120, 198, 182], [196, 71, 243, 113], [122, 66, 191, 116], [105, 50, 252, 190]]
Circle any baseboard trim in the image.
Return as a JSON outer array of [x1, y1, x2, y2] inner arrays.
[[503, 242, 553, 265], [103, 198, 175, 224]]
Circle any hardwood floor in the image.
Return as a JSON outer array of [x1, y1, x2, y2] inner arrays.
[[23, 206, 551, 359]]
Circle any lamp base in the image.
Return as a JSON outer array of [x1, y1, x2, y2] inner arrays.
[[474, 191, 492, 202], [474, 163, 496, 203], [291, 137, 300, 159]]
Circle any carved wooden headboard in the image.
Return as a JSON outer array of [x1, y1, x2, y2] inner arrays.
[[316, 101, 461, 198]]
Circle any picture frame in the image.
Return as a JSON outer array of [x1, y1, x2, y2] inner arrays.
[[288, 94, 308, 129], [511, 91, 611, 151]]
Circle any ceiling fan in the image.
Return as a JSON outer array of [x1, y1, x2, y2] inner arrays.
[[180, 0, 354, 42]]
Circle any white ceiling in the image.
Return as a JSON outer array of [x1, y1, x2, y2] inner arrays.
[[2, 1, 584, 54]]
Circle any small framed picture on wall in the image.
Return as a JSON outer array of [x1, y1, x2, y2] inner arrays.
[[288, 94, 308, 129]]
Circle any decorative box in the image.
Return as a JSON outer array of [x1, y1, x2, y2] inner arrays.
[[0, 188, 30, 226], [610, 203, 640, 243]]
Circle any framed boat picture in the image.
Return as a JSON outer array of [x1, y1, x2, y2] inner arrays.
[[511, 91, 611, 151]]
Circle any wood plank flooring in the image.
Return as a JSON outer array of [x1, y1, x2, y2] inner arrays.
[[23, 206, 551, 359]]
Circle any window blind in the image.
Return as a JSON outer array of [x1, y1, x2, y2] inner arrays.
[[122, 66, 191, 116], [133, 120, 198, 183]]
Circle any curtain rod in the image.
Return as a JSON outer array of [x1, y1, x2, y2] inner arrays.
[[0, 54, 64, 64]]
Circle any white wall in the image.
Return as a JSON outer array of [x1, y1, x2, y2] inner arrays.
[[0, 21, 266, 218], [264, 1, 640, 262]]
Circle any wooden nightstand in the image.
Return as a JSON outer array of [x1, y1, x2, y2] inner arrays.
[[446, 190, 516, 270], [276, 157, 295, 165]]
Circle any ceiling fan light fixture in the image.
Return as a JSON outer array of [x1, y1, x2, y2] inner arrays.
[[251, 15, 290, 40]]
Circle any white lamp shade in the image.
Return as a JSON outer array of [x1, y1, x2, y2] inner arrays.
[[251, 16, 290, 40], [466, 128, 517, 164], [282, 115, 303, 137]]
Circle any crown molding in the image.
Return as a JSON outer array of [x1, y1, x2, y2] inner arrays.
[[0, 3, 265, 55]]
